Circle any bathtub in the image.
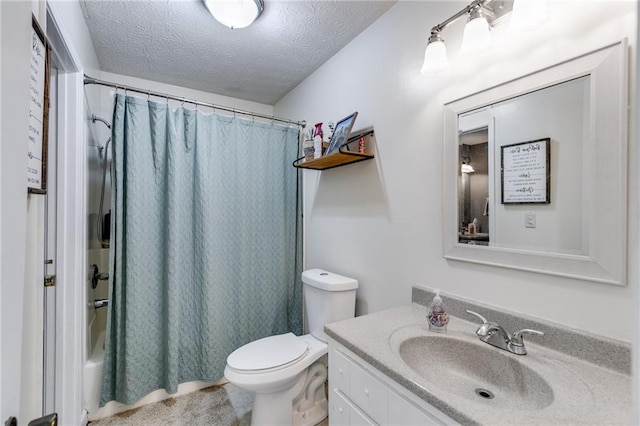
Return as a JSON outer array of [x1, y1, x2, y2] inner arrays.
[[83, 330, 222, 421], [83, 331, 105, 420]]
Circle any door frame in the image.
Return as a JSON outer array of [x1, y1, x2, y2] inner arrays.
[[46, 5, 87, 425]]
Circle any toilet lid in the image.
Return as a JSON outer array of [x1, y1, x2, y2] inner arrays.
[[227, 333, 309, 372]]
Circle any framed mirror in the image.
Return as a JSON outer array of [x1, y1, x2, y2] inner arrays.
[[443, 40, 628, 286]]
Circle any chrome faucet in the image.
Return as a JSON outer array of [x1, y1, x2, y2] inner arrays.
[[92, 299, 109, 309], [466, 310, 544, 355]]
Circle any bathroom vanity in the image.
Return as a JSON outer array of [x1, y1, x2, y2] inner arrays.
[[324, 288, 632, 426], [328, 338, 457, 425]]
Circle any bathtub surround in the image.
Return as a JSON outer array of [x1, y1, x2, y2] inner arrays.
[[101, 94, 303, 406]]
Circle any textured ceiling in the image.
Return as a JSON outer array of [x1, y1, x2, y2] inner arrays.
[[81, 0, 396, 105]]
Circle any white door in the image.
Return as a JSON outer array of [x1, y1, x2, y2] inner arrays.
[[42, 63, 58, 417]]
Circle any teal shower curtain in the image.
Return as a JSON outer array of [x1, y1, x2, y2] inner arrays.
[[101, 95, 303, 405]]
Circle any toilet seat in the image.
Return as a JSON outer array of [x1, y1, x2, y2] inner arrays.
[[227, 333, 309, 373]]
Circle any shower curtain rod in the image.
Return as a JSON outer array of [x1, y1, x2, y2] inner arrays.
[[83, 75, 306, 128]]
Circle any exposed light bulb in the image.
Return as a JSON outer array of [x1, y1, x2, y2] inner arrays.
[[203, 0, 264, 29], [511, 0, 548, 31], [460, 7, 491, 54], [421, 33, 449, 74]]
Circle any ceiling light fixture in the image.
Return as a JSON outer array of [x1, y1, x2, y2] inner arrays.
[[420, 0, 546, 74], [203, 0, 264, 29]]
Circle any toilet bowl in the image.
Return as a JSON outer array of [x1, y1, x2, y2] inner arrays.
[[224, 333, 328, 425], [224, 269, 358, 426]]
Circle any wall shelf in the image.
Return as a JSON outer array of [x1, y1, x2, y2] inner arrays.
[[293, 129, 375, 171]]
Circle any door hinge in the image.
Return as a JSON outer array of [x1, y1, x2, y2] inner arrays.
[[44, 275, 56, 287]]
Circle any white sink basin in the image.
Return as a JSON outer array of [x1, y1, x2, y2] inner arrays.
[[397, 334, 554, 409], [389, 325, 594, 415]]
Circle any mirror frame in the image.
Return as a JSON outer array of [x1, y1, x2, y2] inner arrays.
[[443, 40, 628, 286]]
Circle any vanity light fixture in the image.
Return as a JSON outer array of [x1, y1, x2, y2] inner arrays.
[[421, 0, 546, 74], [460, 5, 492, 54], [461, 149, 475, 173], [461, 164, 475, 174], [203, 0, 264, 29], [421, 32, 449, 74], [511, 0, 548, 31]]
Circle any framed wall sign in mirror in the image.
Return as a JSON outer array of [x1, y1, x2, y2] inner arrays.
[[500, 138, 550, 205], [443, 40, 628, 286]]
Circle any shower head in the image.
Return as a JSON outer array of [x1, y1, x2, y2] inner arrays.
[[92, 114, 111, 129]]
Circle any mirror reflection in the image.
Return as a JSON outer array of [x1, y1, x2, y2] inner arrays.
[[458, 130, 489, 245], [443, 41, 627, 285], [456, 76, 589, 255]]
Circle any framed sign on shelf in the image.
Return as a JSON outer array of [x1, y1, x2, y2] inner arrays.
[[28, 15, 50, 194], [501, 138, 551, 204], [324, 112, 358, 155]]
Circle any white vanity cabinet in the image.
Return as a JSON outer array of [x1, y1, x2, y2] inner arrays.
[[328, 338, 457, 426]]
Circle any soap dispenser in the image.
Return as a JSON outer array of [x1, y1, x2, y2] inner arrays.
[[427, 290, 449, 333]]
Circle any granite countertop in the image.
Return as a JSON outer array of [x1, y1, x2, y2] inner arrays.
[[325, 304, 632, 426]]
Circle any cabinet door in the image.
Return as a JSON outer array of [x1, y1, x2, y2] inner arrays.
[[330, 389, 376, 426], [349, 402, 377, 426], [329, 349, 351, 393], [348, 360, 388, 424], [387, 390, 446, 426], [329, 390, 351, 426]]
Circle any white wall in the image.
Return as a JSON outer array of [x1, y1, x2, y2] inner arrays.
[[634, 5, 640, 421], [0, 1, 48, 423], [275, 1, 637, 342], [95, 71, 275, 116], [47, 0, 100, 75]]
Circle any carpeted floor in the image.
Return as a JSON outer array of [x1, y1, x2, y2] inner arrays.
[[89, 383, 254, 426], [89, 383, 330, 426]]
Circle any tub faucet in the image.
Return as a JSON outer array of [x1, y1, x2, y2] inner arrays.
[[92, 299, 109, 309], [466, 310, 544, 355], [90, 264, 109, 289]]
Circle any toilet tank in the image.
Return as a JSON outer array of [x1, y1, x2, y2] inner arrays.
[[302, 269, 358, 342]]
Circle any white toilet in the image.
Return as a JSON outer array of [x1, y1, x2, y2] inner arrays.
[[224, 269, 358, 426]]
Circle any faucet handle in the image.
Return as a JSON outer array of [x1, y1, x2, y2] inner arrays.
[[511, 328, 544, 346], [466, 310, 488, 324]]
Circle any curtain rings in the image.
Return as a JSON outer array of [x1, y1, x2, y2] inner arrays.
[[147, 89, 151, 101]]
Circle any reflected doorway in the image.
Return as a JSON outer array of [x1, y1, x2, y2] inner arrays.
[[458, 129, 489, 245]]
